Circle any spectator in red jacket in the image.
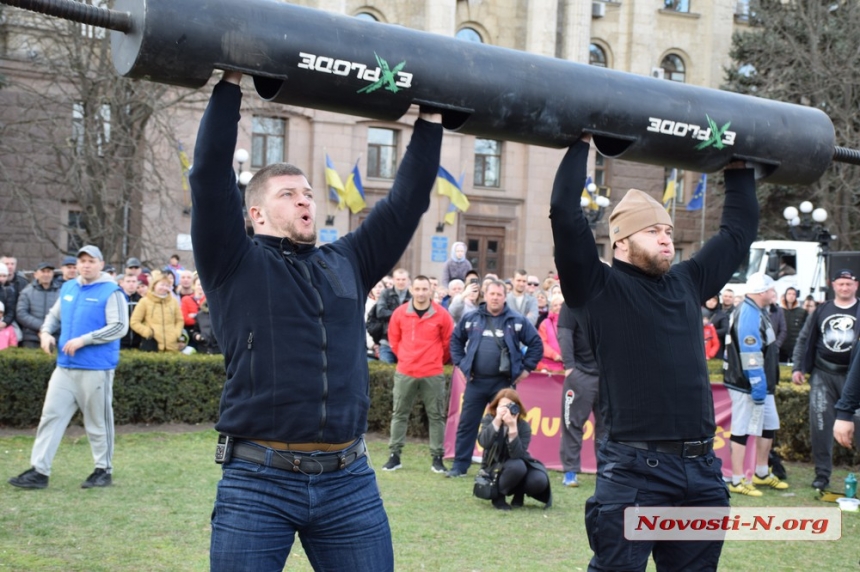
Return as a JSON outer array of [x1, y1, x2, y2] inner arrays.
[[703, 314, 720, 360], [537, 294, 565, 372], [382, 275, 454, 474], [181, 278, 206, 328]]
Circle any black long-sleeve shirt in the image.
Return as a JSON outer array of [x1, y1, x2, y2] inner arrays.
[[550, 141, 758, 441]]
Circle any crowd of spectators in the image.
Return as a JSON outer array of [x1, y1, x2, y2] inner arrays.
[[0, 253, 219, 356]]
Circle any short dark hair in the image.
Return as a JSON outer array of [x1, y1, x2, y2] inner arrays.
[[245, 163, 307, 211], [412, 275, 431, 286]]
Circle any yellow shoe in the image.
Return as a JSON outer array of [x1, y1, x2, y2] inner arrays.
[[753, 473, 789, 490], [728, 482, 763, 497]]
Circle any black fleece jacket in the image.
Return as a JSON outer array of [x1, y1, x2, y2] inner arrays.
[[189, 80, 442, 443], [550, 141, 758, 442]]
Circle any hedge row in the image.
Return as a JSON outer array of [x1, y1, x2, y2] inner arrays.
[[0, 349, 438, 439], [1, 349, 857, 465]]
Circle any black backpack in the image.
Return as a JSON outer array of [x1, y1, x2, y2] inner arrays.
[[366, 302, 385, 344]]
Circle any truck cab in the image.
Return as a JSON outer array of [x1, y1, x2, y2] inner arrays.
[[727, 240, 829, 301]]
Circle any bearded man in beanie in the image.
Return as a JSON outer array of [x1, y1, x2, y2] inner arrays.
[[550, 135, 758, 572]]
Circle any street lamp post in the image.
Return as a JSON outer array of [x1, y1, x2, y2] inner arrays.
[[234, 148, 254, 235], [580, 182, 611, 228], [783, 201, 831, 243]]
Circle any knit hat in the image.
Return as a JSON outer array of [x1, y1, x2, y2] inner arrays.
[[746, 272, 775, 294], [608, 189, 674, 246]]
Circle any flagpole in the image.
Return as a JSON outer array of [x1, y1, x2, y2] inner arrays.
[[699, 175, 707, 248], [322, 147, 329, 218]]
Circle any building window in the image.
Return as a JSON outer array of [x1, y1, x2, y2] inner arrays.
[[594, 153, 608, 187], [664, 0, 690, 12], [367, 127, 398, 179], [456, 27, 483, 43], [589, 44, 607, 68], [72, 102, 111, 156], [67, 209, 86, 252], [251, 116, 285, 168], [474, 139, 501, 188], [354, 12, 377, 22], [660, 54, 686, 83]]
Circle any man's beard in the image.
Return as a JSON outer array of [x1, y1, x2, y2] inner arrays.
[[286, 220, 317, 244], [628, 238, 671, 278]]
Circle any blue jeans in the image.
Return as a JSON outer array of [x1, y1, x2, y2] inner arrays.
[[451, 376, 511, 473], [378, 343, 397, 364], [210, 442, 392, 572]]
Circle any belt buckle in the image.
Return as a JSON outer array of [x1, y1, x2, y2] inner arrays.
[[682, 440, 705, 458]]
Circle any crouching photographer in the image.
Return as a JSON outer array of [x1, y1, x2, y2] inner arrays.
[[475, 388, 552, 510]]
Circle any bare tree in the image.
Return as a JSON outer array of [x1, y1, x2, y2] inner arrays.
[[0, 4, 205, 265], [723, 0, 860, 250]]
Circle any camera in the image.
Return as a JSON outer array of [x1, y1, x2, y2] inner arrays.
[[504, 403, 520, 416]]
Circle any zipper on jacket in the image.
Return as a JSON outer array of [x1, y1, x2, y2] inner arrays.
[[247, 331, 255, 392], [316, 259, 345, 295], [293, 257, 330, 441]]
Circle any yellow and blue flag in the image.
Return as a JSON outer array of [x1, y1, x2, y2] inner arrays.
[[686, 174, 707, 211], [325, 154, 346, 209], [178, 142, 191, 192], [443, 203, 459, 225], [344, 161, 367, 214], [662, 168, 677, 209], [437, 166, 470, 212], [581, 176, 596, 209]]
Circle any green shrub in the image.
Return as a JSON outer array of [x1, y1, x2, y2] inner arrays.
[[4, 350, 857, 464], [0, 349, 448, 439]]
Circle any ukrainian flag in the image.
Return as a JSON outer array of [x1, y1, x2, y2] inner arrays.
[[443, 203, 459, 225], [437, 166, 469, 212], [325, 154, 346, 209], [344, 161, 367, 214], [178, 142, 191, 192], [662, 168, 677, 209]]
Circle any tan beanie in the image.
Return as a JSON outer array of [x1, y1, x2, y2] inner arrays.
[[608, 189, 674, 245]]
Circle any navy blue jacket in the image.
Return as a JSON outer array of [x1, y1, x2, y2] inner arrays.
[[450, 303, 543, 382], [189, 81, 442, 443]]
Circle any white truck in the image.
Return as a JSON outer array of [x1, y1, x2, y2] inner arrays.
[[726, 239, 860, 301]]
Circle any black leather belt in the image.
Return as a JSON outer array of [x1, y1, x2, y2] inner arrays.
[[616, 439, 714, 458], [231, 439, 366, 473]]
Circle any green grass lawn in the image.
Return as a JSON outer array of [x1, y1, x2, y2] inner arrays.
[[0, 429, 858, 571]]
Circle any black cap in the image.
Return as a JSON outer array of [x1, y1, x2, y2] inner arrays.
[[35, 262, 55, 271], [126, 257, 142, 268], [61, 256, 77, 267], [832, 269, 857, 282]]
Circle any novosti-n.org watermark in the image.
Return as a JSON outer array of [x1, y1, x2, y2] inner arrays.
[[624, 507, 841, 541]]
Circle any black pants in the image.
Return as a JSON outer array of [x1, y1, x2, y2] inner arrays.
[[585, 441, 728, 572]]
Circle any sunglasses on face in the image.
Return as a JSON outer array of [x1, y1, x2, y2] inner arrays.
[[527, 282, 540, 286]]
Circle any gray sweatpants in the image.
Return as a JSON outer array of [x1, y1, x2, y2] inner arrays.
[[808, 367, 860, 481], [560, 368, 606, 473], [30, 367, 115, 476]]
